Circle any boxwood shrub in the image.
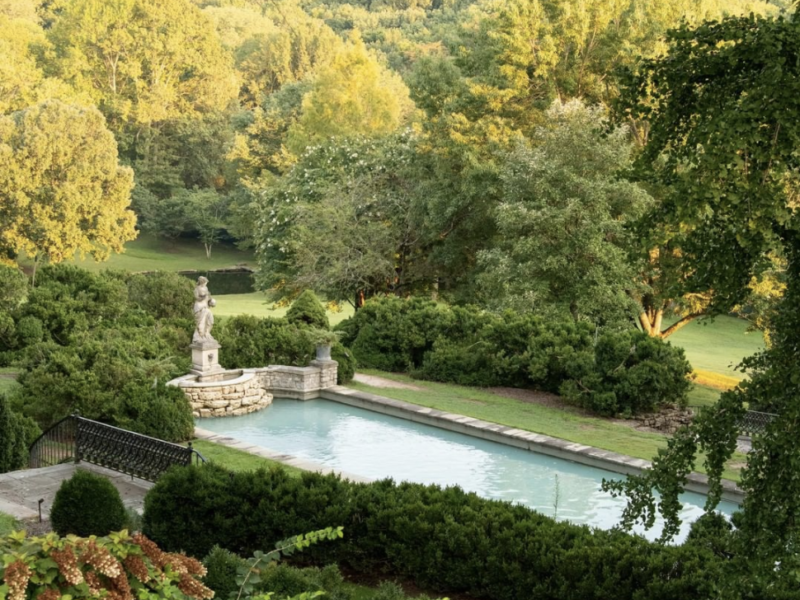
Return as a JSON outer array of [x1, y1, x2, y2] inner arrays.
[[339, 297, 691, 416], [144, 464, 729, 600]]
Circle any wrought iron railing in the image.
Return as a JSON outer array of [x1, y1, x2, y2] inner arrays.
[[29, 415, 205, 482], [738, 410, 778, 437], [688, 406, 778, 437]]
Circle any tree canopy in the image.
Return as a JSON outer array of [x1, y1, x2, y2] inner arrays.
[[0, 100, 136, 273]]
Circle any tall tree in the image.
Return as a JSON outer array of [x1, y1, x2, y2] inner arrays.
[[603, 10, 800, 589], [287, 34, 413, 152], [48, 0, 239, 194], [0, 100, 137, 280], [478, 100, 650, 325]]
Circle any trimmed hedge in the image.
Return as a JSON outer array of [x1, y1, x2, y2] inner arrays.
[[144, 464, 728, 600], [217, 315, 356, 385], [50, 469, 126, 537], [338, 297, 691, 416]]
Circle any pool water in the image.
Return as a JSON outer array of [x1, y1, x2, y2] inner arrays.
[[197, 398, 738, 542]]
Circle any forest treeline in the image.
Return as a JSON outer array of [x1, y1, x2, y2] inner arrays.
[[0, 0, 792, 332]]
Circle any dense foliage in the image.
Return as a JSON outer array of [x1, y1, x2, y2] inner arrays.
[[216, 314, 355, 384], [0, 393, 39, 474], [599, 8, 800, 588], [338, 296, 691, 416], [144, 464, 797, 600], [50, 469, 127, 537], [0, 265, 195, 440], [0, 529, 214, 599]]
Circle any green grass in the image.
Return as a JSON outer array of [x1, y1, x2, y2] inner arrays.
[[687, 384, 722, 408], [215, 293, 354, 325], [20, 234, 254, 273], [190, 439, 304, 476], [349, 370, 743, 481], [667, 315, 764, 380], [0, 512, 19, 535]]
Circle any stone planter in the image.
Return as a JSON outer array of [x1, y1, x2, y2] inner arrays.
[[315, 344, 332, 361]]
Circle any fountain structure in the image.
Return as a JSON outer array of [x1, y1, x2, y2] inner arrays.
[[169, 278, 338, 418]]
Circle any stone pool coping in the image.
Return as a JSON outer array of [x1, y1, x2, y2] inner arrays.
[[320, 386, 745, 505]]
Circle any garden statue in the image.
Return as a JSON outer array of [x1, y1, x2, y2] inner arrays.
[[192, 276, 217, 343]]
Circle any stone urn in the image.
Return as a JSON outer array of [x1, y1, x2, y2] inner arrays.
[[315, 344, 332, 361]]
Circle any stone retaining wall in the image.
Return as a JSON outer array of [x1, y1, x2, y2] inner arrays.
[[169, 359, 338, 417]]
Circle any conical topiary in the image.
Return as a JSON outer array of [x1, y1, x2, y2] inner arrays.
[[286, 290, 329, 329]]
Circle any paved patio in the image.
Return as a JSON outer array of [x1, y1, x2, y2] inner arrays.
[[0, 463, 153, 522]]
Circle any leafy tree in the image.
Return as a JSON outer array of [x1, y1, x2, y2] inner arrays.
[[478, 100, 650, 325], [602, 9, 800, 588], [0, 16, 74, 115], [254, 134, 432, 306], [287, 34, 413, 152], [0, 101, 136, 281]]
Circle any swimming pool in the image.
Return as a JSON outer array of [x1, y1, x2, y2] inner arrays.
[[197, 398, 737, 542]]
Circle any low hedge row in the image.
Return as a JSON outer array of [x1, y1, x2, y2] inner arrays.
[[336, 297, 691, 416], [144, 464, 730, 600]]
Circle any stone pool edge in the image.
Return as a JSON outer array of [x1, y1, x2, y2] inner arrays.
[[320, 385, 745, 505]]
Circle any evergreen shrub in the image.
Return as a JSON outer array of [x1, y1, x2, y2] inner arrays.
[[50, 469, 127, 537], [218, 316, 314, 369], [144, 464, 729, 600], [0, 394, 39, 474], [340, 297, 691, 416], [287, 290, 330, 329]]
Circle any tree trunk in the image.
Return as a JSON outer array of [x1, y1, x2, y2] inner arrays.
[[204, 243, 212, 259]]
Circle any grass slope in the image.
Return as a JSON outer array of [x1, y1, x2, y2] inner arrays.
[[349, 370, 743, 481], [190, 439, 304, 476], [20, 234, 254, 273], [667, 315, 764, 380], [215, 293, 354, 325]]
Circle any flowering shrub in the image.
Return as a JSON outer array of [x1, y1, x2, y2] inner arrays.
[[0, 529, 213, 600]]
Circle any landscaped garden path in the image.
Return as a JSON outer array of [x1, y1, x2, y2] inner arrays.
[[0, 463, 152, 523]]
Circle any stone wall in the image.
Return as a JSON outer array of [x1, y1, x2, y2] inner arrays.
[[169, 359, 338, 417]]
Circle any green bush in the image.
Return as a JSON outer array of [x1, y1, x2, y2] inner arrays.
[[50, 469, 127, 537], [218, 315, 314, 369], [340, 297, 690, 416], [126, 271, 195, 321], [119, 381, 194, 442], [287, 290, 330, 329], [0, 264, 28, 307], [204, 545, 247, 599], [559, 330, 693, 416], [143, 464, 734, 600], [0, 394, 40, 474], [331, 342, 356, 384], [338, 297, 447, 372]]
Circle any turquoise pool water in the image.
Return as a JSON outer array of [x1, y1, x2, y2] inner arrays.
[[196, 398, 737, 542]]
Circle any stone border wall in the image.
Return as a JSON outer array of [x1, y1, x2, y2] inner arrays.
[[169, 359, 338, 417]]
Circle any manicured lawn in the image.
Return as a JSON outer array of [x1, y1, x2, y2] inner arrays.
[[349, 370, 743, 481], [215, 293, 354, 325], [667, 315, 764, 380], [189, 439, 304, 476], [687, 384, 722, 408], [19, 234, 254, 273], [0, 512, 19, 535]]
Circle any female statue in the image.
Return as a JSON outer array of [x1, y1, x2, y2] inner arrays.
[[193, 276, 216, 342]]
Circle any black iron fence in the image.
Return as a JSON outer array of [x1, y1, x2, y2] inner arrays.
[[688, 406, 778, 437], [738, 409, 778, 437], [29, 415, 204, 482]]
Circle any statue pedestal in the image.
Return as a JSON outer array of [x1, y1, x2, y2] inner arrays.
[[190, 339, 222, 376]]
